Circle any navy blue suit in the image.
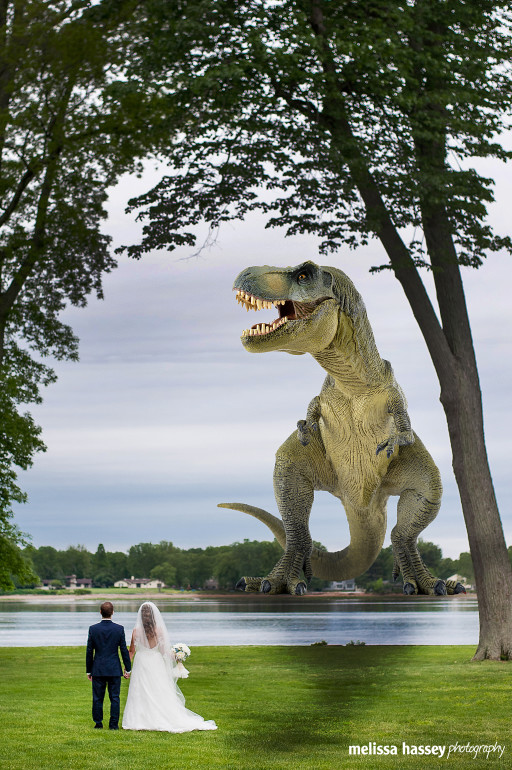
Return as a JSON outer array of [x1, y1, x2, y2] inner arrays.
[[86, 619, 131, 728]]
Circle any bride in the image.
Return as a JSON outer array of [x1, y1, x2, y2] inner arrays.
[[122, 601, 217, 732]]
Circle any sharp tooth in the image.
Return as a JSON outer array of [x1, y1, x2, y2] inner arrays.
[[256, 299, 263, 310]]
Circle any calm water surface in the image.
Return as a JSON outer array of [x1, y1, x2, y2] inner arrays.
[[0, 596, 478, 646]]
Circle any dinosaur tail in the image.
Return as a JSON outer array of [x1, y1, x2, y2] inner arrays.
[[217, 502, 356, 581], [217, 503, 286, 548]]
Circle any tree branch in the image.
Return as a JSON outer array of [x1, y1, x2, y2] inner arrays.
[[407, 13, 478, 364], [306, 0, 455, 381], [0, 165, 35, 227], [0, 73, 75, 319]]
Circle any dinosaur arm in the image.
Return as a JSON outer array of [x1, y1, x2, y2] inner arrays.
[[376, 385, 415, 459], [297, 395, 321, 446]]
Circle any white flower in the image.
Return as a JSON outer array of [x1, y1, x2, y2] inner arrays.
[[172, 642, 191, 661]]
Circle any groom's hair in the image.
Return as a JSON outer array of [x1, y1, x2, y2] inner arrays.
[[100, 601, 114, 618]]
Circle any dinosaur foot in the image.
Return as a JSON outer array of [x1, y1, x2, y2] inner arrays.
[[235, 575, 307, 595], [402, 578, 447, 596], [261, 578, 307, 596], [445, 580, 466, 595], [235, 577, 263, 593], [236, 548, 312, 595]]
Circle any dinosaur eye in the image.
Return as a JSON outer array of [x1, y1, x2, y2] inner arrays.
[[297, 273, 308, 283]]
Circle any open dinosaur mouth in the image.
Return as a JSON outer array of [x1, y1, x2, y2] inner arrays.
[[235, 289, 328, 337]]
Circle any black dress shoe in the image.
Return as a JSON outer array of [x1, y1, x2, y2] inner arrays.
[[94, 723, 103, 729], [109, 725, 119, 730]]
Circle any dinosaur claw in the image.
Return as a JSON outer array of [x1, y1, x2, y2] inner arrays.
[[294, 582, 307, 596], [403, 582, 416, 595], [454, 582, 466, 594], [434, 579, 447, 596], [261, 580, 272, 594], [235, 578, 247, 592]]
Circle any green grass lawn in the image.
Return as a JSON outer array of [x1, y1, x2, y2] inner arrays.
[[0, 646, 509, 770]]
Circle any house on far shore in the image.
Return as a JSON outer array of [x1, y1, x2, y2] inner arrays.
[[328, 579, 358, 592], [65, 574, 93, 589], [114, 576, 166, 589], [39, 574, 93, 590]]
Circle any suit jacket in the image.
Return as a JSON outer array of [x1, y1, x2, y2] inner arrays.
[[86, 619, 131, 677]]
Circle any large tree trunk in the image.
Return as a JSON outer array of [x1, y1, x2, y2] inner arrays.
[[420, 190, 512, 659], [440, 357, 512, 659]]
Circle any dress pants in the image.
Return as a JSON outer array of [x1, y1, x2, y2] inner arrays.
[[92, 676, 121, 728]]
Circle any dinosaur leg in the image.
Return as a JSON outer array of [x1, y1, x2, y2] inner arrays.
[[391, 489, 444, 595], [258, 452, 315, 595], [385, 435, 455, 596], [237, 430, 329, 596]]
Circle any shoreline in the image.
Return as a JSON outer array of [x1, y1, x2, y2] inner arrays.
[[0, 590, 473, 604]]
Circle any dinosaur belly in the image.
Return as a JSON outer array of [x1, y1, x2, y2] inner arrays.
[[319, 389, 393, 510]]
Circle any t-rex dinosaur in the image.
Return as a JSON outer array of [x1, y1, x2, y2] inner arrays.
[[219, 261, 464, 597]]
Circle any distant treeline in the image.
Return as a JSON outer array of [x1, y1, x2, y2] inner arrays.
[[17, 538, 504, 592]]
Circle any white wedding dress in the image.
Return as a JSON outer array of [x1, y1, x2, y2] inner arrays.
[[122, 602, 217, 733]]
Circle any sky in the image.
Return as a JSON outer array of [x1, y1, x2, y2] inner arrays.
[[13, 156, 512, 561]]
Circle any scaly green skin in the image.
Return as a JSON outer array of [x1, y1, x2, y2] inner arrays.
[[219, 261, 464, 597]]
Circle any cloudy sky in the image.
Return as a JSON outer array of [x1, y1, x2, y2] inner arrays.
[[13, 153, 512, 561]]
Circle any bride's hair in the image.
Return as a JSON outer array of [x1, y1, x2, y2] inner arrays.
[[140, 602, 157, 640]]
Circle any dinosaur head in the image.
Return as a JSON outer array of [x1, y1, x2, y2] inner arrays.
[[233, 261, 363, 355]]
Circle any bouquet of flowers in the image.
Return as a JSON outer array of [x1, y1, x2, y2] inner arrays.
[[172, 643, 191, 678], [172, 643, 191, 662]]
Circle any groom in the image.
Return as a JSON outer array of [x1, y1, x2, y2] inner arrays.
[[86, 601, 131, 730]]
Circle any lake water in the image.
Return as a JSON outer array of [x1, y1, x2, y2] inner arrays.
[[0, 595, 479, 646]]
